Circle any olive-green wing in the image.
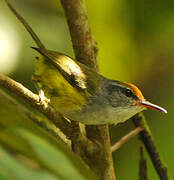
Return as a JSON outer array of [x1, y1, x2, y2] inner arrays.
[[32, 47, 101, 94]]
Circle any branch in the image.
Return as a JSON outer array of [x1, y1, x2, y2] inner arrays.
[[0, 89, 68, 144], [0, 73, 97, 158], [60, 0, 98, 70], [139, 144, 148, 180], [132, 113, 170, 180], [111, 126, 143, 152], [86, 125, 116, 179], [60, 1, 116, 179]]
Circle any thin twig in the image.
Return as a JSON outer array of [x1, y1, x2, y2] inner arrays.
[[139, 144, 148, 180], [60, 1, 116, 179], [111, 126, 144, 152], [132, 113, 170, 180]]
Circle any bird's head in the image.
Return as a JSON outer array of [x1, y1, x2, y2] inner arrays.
[[105, 80, 167, 123]]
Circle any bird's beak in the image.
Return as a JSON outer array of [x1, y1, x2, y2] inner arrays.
[[140, 100, 167, 113]]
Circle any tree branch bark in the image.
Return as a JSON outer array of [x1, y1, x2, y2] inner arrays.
[[60, 0, 115, 179], [132, 113, 170, 180], [139, 144, 148, 180], [0, 89, 69, 144], [60, 0, 98, 70], [0, 73, 98, 162]]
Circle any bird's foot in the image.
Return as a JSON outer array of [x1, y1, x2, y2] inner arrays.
[[38, 89, 50, 108]]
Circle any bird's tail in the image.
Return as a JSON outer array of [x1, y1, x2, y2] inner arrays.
[[5, 0, 45, 50]]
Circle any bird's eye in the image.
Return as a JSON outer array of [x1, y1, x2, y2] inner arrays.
[[125, 89, 133, 97]]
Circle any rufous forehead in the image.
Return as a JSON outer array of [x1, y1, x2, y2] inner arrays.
[[125, 82, 145, 100]]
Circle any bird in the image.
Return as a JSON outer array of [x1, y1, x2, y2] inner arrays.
[[4, 0, 167, 125]]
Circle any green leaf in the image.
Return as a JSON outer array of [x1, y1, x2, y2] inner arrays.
[[0, 146, 58, 180], [16, 129, 97, 180], [0, 170, 10, 180]]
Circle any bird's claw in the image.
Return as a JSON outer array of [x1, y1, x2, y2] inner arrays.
[[38, 89, 50, 107]]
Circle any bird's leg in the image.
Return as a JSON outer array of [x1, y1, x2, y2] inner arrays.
[[31, 75, 50, 106]]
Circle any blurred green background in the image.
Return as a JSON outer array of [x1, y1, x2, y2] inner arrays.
[[0, 0, 173, 179]]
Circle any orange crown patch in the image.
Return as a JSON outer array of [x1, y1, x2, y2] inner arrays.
[[125, 82, 145, 101]]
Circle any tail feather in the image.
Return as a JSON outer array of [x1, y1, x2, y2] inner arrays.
[[5, 0, 45, 50]]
